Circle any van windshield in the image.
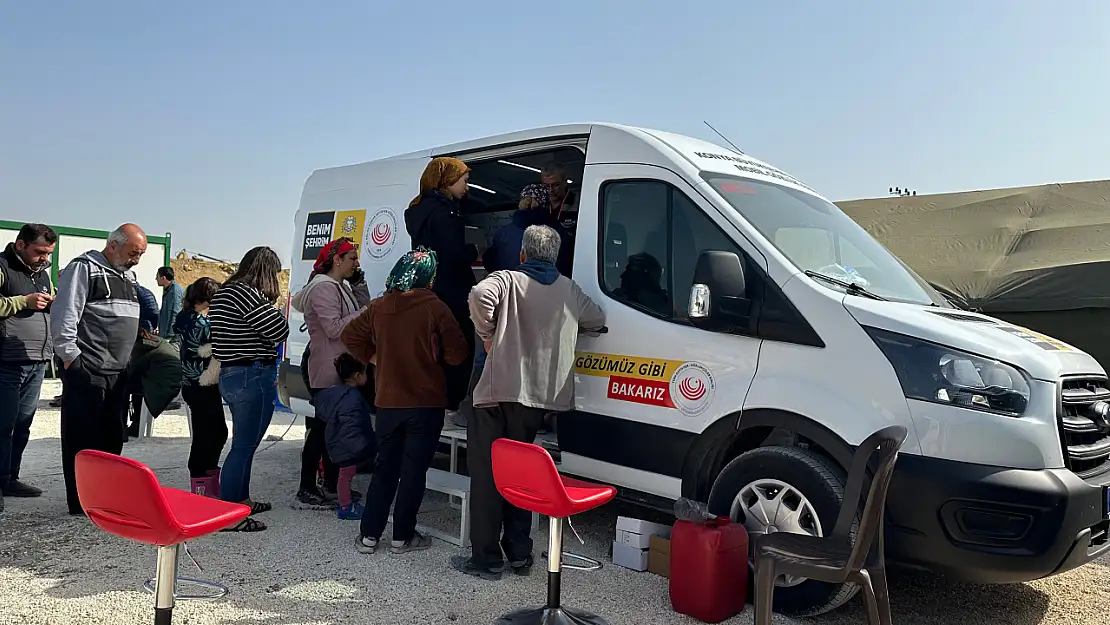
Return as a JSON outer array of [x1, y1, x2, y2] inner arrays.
[[702, 174, 947, 307]]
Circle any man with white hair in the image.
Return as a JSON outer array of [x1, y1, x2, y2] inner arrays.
[[453, 224, 605, 580], [51, 223, 146, 515]]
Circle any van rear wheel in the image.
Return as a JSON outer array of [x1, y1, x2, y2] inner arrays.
[[707, 445, 860, 617]]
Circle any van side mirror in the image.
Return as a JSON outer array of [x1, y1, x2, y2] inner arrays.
[[689, 251, 751, 331]]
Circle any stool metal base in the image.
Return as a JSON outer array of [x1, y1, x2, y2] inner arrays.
[[143, 577, 229, 601], [496, 606, 610, 625], [541, 551, 603, 572]]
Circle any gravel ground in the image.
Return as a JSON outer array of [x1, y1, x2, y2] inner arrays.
[[2, 380, 1109, 625]]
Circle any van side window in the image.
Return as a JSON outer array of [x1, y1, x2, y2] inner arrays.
[[600, 181, 672, 317], [670, 192, 749, 319], [600, 179, 750, 323]]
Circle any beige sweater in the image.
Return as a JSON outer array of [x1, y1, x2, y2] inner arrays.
[[469, 269, 606, 411]]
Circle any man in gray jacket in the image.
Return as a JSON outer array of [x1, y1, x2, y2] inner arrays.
[[0, 224, 57, 512], [453, 225, 605, 580], [51, 223, 146, 515]]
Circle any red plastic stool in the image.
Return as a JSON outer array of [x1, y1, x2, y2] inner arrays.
[[75, 450, 250, 625], [492, 439, 617, 625]]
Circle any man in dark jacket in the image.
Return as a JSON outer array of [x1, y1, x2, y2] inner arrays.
[[156, 266, 185, 343], [0, 223, 57, 512], [51, 223, 146, 515], [483, 184, 572, 277], [124, 285, 167, 440]]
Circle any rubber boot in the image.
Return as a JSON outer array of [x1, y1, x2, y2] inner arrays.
[[206, 469, 221, 499], [190, 476, 213, 497]]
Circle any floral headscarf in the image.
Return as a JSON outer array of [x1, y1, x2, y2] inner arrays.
[[519, 183, 549, 210], [410, 157, 470, 207], [386, 247, 438, 292]]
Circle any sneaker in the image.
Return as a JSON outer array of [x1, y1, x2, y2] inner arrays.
[[356, 535, 379, 554], [390, 531, 433, 554], [296, 488, 333, 509], [337, 502, 365, 520], [508, 554, 534, 576], [2, 480, 43, 498], [450, 555, 502, 580]]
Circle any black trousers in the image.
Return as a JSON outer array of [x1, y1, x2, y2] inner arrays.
[[301, 416, 339, 492], [302, 386, 339, 492], [183, 384, 228, 478], [360, 407, 445, 541], [467, 402, 546, 568], [61, 360, 129, 514]]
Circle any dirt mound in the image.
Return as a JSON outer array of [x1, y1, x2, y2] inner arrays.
[[171, 250, 291, 308]]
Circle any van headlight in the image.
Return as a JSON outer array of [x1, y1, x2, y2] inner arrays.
[[865, 327, 1030, 416]]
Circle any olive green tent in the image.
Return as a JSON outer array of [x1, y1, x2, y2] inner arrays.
[[837, 180, 1110, 369]]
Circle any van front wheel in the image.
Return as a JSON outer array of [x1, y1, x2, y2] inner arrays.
[[707, 446, 860, 617]]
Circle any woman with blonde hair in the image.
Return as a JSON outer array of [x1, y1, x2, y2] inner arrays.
[[403, 157, 478, 411]]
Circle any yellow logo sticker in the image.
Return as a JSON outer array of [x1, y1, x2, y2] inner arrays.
[[574, 351, 684, 382]]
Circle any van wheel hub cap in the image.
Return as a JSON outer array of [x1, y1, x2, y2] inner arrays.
[[732, 478, 824, 588]]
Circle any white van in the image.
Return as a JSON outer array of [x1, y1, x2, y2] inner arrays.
[[281, 123, 1110, 615]]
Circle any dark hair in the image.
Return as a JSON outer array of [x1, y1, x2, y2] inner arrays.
[[334, 352, 365, 382], [183, 277, 220, 310], [225, 246, 283, 303], [17, 223, 57, 245], [157, 266, 175, 281]]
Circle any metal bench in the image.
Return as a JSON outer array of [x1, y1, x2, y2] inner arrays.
[[391, 468, 473, 547]]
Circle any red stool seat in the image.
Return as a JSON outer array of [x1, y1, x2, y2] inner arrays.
[[492, 439, 616, 625], [493, 440, 616, 518], [76, 450, 250, 625], [77, 450, 249, 545]]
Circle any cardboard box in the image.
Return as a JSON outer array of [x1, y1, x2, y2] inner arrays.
[[612, 541, 649, 572], [647, 534, 671, 578], [616, 516, 672, 538], [615, 516, 672, 549]]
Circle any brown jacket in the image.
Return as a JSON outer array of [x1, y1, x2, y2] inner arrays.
[[341, 288, 468, 409]]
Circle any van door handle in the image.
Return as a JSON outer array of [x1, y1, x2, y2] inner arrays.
[[581, 325, 608, 336]]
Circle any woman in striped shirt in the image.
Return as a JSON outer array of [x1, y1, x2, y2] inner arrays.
[[208, 246, 289, 532]]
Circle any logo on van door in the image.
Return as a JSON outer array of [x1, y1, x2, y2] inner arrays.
[[670, 361, 715, 416], [364, 208, 399, 261], [575, 351, 715, 416]]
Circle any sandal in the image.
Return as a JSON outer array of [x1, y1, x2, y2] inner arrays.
[[248, 501, 272, 516], [222, 517, 267, 532]]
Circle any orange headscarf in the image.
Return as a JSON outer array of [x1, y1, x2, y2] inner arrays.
[[410, 157, 470, 207]]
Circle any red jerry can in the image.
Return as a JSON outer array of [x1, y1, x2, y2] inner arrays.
[[669, 517, 749, 623]]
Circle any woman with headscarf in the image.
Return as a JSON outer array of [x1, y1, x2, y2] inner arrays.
[[341, 248, 468, 555], [404, 157, 478, 411], [289, 237, 372, 508]]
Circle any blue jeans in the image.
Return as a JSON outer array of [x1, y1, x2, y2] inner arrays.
[[0, 362, 46, 487], [218, 362, 277, 503]]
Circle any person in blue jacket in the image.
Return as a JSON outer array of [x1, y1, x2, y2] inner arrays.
[[454, 184, 573, 430], [314, 353, 377, 520]]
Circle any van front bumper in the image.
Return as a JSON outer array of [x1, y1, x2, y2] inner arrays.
[[885, 454, 1110, 583]]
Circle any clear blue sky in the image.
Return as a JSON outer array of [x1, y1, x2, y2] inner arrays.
[[2, 1, 1108, 262]]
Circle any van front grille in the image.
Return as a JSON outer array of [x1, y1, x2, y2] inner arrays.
[[1059, 376, 1110, 478]]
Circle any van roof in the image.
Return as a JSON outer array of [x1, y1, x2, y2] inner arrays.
[[309, 122, 815, 195]]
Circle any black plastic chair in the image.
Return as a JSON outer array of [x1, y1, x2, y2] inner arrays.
[[753, 425, 908, 625]]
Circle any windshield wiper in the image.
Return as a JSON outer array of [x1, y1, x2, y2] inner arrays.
[[804, 270, 886, 301]]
